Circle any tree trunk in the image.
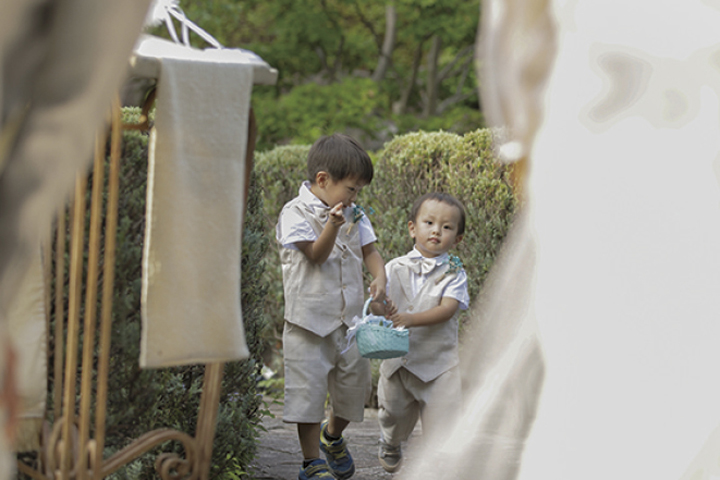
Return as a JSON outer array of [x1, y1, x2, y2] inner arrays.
[[394, 38, 425, 115], [423, 34, 442, 117], [371, 3, 397, 83], [437, 48, 474, 114]]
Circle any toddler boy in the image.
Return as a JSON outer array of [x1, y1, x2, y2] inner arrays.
[[276, 133, 387, 480], [372, 192, 469, 473]]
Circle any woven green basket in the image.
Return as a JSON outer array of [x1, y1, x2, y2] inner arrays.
[[355, 298, 409, 359]]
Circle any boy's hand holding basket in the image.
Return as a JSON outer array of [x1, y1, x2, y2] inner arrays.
[[344, 298, 409, 359]]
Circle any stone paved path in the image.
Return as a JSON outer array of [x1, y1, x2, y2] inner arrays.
[[247, 397, 421, 480]]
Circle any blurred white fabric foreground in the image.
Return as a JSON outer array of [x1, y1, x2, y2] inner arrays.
[[0, 0, 151, 477], [407, 1, 720, 479], [524, 1, 720, 478], [7, 251, 46, 453]]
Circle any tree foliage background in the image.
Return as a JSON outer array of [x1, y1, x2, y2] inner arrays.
[[160, 0, 484, 150]]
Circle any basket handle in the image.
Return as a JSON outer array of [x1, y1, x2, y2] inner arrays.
[[363, 297, 396, 328], [363, 297, 373, 318]]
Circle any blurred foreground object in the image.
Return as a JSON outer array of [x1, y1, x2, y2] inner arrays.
[[0, 0, 152, 318], [4, 0, 278, 476], [404, 0, 720, 479], [0, 0, 152, 477]]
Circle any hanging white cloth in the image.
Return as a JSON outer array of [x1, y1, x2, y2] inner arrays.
[[138, 36, 254, 368]]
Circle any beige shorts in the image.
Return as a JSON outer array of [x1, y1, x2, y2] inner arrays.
[[282, 321, 371, 424]]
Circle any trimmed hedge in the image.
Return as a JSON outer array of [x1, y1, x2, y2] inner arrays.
[[252, 145, 311, 368]]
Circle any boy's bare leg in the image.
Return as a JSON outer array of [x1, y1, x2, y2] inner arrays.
[[298, 423, 321, 459], [326, 414, 350, 437]]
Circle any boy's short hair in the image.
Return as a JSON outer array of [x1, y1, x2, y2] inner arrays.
[[410, 192, 466, 236], [307, 133, 374, 184]]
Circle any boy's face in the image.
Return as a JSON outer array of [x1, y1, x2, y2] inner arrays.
[[313, 172, 367, 208], [409, 199, 464, 258]]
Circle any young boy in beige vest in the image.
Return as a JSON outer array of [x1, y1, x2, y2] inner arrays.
[[371, 192, 469, 473], [276, 133, 387, 480]]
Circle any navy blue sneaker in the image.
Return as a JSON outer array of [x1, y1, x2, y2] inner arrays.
[[319, 421, 355, 479], [298, 459, 334, 480]]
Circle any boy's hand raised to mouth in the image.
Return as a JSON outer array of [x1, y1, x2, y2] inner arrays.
[[329, 202, 346, 226]]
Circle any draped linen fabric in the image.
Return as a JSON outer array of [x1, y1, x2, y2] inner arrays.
[[138, 37, 253, 367]]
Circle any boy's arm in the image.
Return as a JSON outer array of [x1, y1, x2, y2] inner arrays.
[[362, 243, 387, 302], [295, 203, 345, 264], [389, 296, 459, 329]]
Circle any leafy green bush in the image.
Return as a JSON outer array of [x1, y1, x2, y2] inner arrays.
[[253, 83, 486, 153], [97, 107, 269, 479], [254, 129, 517, 382], [253, 78, 385, 151], [253, 145, 311, 368], [392, 105, 485, 140]]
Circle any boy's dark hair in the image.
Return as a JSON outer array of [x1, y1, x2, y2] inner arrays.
[[307, 133, 374, 184], [410, 192, 466, 235]]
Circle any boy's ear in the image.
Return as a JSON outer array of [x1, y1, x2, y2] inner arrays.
[[453, 234, 464, 247], [408, 220, 416, 239], [315, 171, 329, 187]]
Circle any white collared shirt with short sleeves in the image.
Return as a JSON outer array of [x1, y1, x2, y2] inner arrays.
[[387, 247, 470, 310], [276, 181, 377, 249]]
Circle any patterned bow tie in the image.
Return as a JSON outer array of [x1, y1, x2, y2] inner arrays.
[[408, 256, 438, 276]]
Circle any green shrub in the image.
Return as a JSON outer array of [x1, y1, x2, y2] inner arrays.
[[253, 145, 311, 368], [392, 105, 485, 139], [254, 129, 517, 379], [252, 82, 486, 153], [253, 78, 384, 151]]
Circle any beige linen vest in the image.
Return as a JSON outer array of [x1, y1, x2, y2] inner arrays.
[[380, 256, 461, 382], [279, 197, 365, 337]]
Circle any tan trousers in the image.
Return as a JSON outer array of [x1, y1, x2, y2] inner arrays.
[[377, 366, 462, 446]]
